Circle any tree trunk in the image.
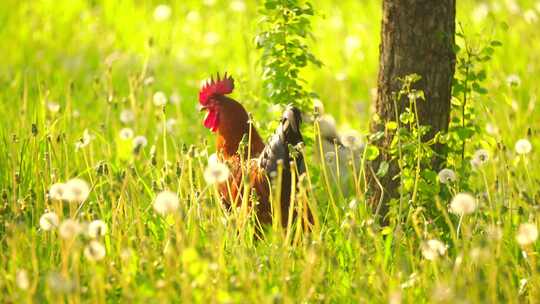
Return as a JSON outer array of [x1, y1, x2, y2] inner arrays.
[[371, 0, 456, 219]]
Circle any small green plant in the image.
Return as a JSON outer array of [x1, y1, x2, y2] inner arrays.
[[255, 0, 322, 111], [442, 24, 501, 191], [382, 74, 441, 223]]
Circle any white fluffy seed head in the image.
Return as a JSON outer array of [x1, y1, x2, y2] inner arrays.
[[204, 162, 230, 185], [153, 91, 168, 106], [153, 190, 180, 216], [421, 239, 447, 260], [166, 118, 177, 133], [40, 211, 60, 231], [84, 241, 106, 262], [516, 223, 538, 246], [449, 193, 477, 216], [16, 270, 30, 290], [63, 178, 90, 203], [120, 109, 135, 123], [48, 183, 66, 201], [153, 4, 172, 22], [506, 74, 521, 87], [230, 0, 246, 12], [47, 101, 60, 113], [438, 168, 457, 184], [132, 136, 148, 149], [119, 127, 134, 140], [515, 138, 532, 155], [471, 149, 490, 168], [340, 130, 363, 150], [75, 129, 93, 150], [87, 220, 108, 238], [59, 219, 81, 239], [317, 115, 338, 139]]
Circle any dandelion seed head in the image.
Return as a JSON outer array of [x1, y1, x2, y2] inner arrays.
[[170, 92, 181, 104], [506, 0, 521, 14], [204, 162, 230, 185], [144, 76, 155, 86], [120, 109, 135, 124], [166, 118, 177, 133], [349, 199, 358, 210], [485, 123, 499, 135], [75, 129, 93, 150], [230, 0, 246, 12], [317, 115, 338, 139], [438, 168, 457, 184], [341, 130, 362, 150], [313, 98, 324, 114], [119, 127, 134, 140], [16, 269, 29, 290], [388, 290, 401, 304], [47, 272, 74, 294], [186, 10, 200, 23], [344, 35, 361, 58], [132, 135, 148, 149], [48, 183, 66, 201], [516, 223, 538, 246], [153, 4, 171, 22], [203, 0, 216, 6], [524, 9, 539, 23], [59, 219, 81, 239], [84, 241, 106, 261], [153, 190, 179, 216], [63, 178, 90, 203], [324, 151, 336, 163], [431, 283, 454, 302], [472, 3, 489, 22], [87, 220, 107, 238], [487, 225, 503, 241], [120, 248, 133, 261], [471, 149, 489, 168], [506, 74, 522, 87], [515, 138, 532, 155], [421, 239, 447, 260], [204, 32, 220, 45], [153, 91, 168, 106], [450, 193, 477, 216], [40, 211, 60, 231], [47, 101, 60, 113], [335, 72, 347, 81]]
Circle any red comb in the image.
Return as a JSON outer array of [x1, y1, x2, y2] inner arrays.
[[199, 72, 234, 105]]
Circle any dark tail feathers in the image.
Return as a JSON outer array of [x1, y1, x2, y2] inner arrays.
[[259, 105, 305, 176]]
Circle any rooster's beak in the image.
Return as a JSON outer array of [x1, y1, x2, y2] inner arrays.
[[198, 104, 208, 112]]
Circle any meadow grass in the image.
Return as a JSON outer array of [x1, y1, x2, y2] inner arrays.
[[1, 0, 540, 303]]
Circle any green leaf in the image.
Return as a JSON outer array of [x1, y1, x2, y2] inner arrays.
[[376, 161, 389, 177], [365, 145, 380, 161], [386, 121, 398, 130]]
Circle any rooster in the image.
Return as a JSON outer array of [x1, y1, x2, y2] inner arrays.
[[199, 73, 311, 228]]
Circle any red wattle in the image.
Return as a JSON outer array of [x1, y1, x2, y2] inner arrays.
[[204, 110, 219, 132]]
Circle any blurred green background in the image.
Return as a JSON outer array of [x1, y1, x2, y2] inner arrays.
[[1, 0, 537, 144]]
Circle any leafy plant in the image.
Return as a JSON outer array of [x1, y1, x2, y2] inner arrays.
[[442, 23, 501, 191], [255, 0, 322, 111]]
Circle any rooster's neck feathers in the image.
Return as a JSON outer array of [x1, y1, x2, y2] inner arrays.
[[214, 95, 265, 158]]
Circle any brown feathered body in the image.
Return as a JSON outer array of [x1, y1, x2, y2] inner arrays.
[[204, 94, 308, 227]]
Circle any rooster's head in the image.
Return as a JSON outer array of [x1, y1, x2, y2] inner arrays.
[[198, 73, 234, 132]]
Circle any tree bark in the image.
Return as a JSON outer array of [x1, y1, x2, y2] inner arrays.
[[371, 0, 456, 219]]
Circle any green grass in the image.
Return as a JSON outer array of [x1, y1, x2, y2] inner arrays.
[[1, 0, 540, 302]]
